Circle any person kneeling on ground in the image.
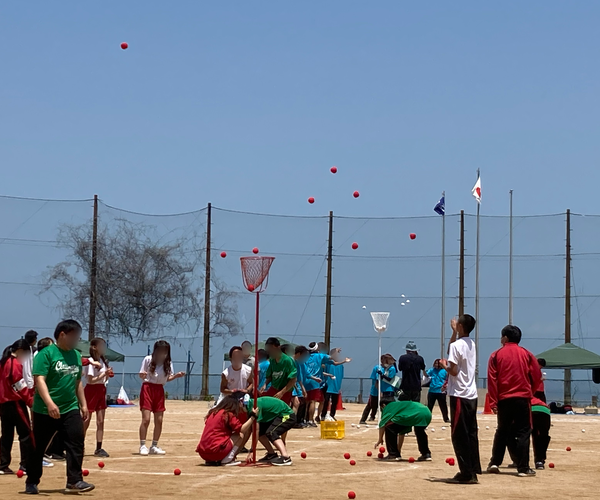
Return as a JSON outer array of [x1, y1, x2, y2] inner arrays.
[[245, 395, 296, 466], [375, 400, 432, 462], [196, 393, 255, 466]]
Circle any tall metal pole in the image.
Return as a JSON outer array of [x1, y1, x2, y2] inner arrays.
[[440, 191, 446, 359], [201, 203, 212, 398], [88, 194, 99, 341], [459, 210, 465, 317], [509, 190, 514, 325], [564, 209, 572, 404], [324, 211, 334, 349], [251, 292, 260, 464], [475, 169, 481, 386]]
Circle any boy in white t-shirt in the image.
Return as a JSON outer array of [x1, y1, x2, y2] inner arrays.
[[440, 315, 482, 485], [217, 346, 253, 404]]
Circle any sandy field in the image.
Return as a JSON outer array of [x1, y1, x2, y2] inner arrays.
[[1, 401, 599, 499]]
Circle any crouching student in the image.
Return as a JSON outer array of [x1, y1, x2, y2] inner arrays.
[[196, 393, 254, 466], [375, 400, 432, 462], [245, 395, 296, 466]]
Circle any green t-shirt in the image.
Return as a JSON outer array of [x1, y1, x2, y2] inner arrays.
[[33, 344, 82, 415], [532, 404, 551, 415], [265, 353, 297, 390], [379, 401, 432, 430], [248, 397, 294, 422]]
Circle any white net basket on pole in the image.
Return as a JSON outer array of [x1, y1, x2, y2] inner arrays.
[[370, 312, 390, 334]]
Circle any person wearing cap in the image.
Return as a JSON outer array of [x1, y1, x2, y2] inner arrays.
[[397, 341, 426, 403]]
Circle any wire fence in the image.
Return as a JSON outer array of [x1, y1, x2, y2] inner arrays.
[[1, 195, 599, 404]]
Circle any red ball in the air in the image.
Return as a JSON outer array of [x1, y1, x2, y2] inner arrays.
[[248, 284, 255, 292], [220, 251, 227, 258], [378, 453, 384, 459], [409, 233, 416, 240], [308, 197, 315, 204], [549, 463, 555, 468], [82, 469, 89, 477], [120, 42, 128, 50], [379, 447, 385, 453], [98, 462, 105, 469], [17, 470, 24, 478], [352, 242, 358, 250], [331, 166, 338, 174], [301, 452, 307, 459], [408, 457, 415, 463], [252, 247, 259, 254], [174, 468, 181, 476], [349, 460, 356, 466], [353, 191, 360, 198], [344, 453, 351, 460], [366, 451, 372, 457]]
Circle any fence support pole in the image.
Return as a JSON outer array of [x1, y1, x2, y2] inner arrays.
[[564, 209, 572, 405], [201, 203, 212, 398], [458, 210, 465, 317], [88, 194, 99, 341], [324, 211, 333, 349]]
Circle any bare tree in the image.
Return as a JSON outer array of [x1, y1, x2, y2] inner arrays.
[[40, 219, 240, 343]]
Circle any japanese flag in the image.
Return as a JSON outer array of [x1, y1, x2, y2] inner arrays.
[[472, 175, 481, 203]]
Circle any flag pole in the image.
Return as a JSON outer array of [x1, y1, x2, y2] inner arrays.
[[440, 191, 446, 360], [475, 169, 481, 387], [509, 190, 514, 325]]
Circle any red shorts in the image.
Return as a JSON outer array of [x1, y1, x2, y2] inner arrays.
[[306, 388, 323, 402], [84, 384, 107, 412], [196, 439, 233, 463], [264, 387, 293, 406], [140, 382, 166, 413]]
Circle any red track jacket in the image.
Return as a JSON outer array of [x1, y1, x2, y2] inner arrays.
[[0, 356, 33, 407], [487, 342, 542, 410]]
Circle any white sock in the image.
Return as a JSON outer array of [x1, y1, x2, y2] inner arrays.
[[221, 446, 239, 464]]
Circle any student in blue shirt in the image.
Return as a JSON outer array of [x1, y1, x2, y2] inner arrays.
[[360, 354, 397, 425], [320, 348, 350, 421], [292, 346, 309, 427], [257, 349, 270, 395], [426, 359, 450, 423]]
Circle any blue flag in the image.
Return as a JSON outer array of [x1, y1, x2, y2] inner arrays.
[[434, 196, 445, 216]]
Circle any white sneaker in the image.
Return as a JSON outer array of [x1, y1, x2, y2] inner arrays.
[[149, 446, 166, 455], [139, 445, 149, 456], [42, 460, 54, 468]]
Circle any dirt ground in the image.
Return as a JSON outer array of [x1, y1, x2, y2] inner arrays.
[[2, 401, 599, 499]]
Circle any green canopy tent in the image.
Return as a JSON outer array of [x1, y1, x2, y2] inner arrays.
[[76, 340, 125, 363], [223, 337, 298, 362], [536, 342, 600, 370]]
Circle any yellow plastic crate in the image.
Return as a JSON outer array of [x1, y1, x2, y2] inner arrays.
[[320, 420, 345, 440]]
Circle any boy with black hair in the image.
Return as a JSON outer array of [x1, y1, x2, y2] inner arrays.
[[261, 338, 297, 406], [374, 400, 432, 462], [25, 320, 94, 495], [487, 324, 542, 477], [440, 315, 481, 485], [534, 358, 547, 402]]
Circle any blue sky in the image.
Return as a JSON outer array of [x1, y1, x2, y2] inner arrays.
[[1, 3, 600, 398]]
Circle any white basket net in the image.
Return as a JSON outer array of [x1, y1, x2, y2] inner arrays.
[[370, 312, 390, 333]]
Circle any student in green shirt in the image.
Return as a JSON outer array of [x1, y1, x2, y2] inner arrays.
[[375, 400, 432, 463], [245, 395, 296, 466], [25, 320, 94, 495], [261, 338, 297, 406]]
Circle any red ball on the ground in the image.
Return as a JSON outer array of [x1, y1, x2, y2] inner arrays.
[[174, 468, 181, 476], [549, 463, 555, 468], [331, 166, 338, 174], [348, 492, 356, 499], [377, 453, 384, 459], [379, 447, 385, 453], [353, 191, 360, 198], [308, 197, 315, 204], [301, 452, 307, 459], [344, 453, 351, 460], [98, 462, 105, 469], [120, 42, 128, 50], [445, 458, 451, 464], [352, 242, 358, 250], [252, 247, 259, 254], [350, 460, 356, 466], [82, 469, 89, 477], [366, 451, 372, 457], [408, 457, 415, 463], [220, 251, 227, 258], [409, 233, 417, 240], [449, 458, 455, 466], [248, 284, 255, 292], [566, 447, 571, 451], [16, 470, 24, 478]]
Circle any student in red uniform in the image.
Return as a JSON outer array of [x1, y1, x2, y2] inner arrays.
[[83, 338, 113, 458], [0, 339, 34, 475], [196, 393, 254, 466], [487, 325, 542, 477], [138, 341, 185, 456]]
